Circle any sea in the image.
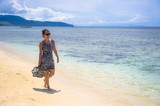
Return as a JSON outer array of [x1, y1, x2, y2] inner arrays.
[[0, 26, 160, 105]]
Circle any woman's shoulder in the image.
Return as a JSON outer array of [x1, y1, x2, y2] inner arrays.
[[51, 39, 55, 42], [39, 40, 43, 45]]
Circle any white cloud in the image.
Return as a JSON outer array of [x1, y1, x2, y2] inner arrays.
[[118, 14, 148, 24], [98, 19, 106, 24], [128, 15, 141, 22], [9, 0, 75, 21], [0, 13, 10, 15], [87, 21, 94, 25], [22, 0, 104, 13], [9, 0, 23, 11]]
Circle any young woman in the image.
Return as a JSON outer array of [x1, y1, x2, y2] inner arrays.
[[38, 29, 59, 90]]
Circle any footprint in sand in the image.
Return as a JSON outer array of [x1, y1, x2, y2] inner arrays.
[[16, 73, 21, 75], [2, 100, 5, 102], [22, 76, 29, 81], [28, 98, 36, 101], [25, 79, 29, 81]]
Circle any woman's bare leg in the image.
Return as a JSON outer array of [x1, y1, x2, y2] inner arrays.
[[43, 69, 55, 80], [48, 69, 55, 78], [43, 71, 47, 87], [44, 71, 50, 90]]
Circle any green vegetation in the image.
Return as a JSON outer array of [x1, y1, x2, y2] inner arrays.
[[0, 15, 74, 27]]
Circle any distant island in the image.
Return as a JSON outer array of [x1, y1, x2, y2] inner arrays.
[[0, 15, 74, 27]]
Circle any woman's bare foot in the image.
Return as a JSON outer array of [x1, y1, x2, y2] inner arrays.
[[43, 79, 47, 87], [44, 84, 47, 87], [47, 86, 51, 91]]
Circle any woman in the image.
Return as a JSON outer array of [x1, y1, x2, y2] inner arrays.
[[38, 29, 59, 90]]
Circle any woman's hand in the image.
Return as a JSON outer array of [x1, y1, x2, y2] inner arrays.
[[57, 57, 59, 63]]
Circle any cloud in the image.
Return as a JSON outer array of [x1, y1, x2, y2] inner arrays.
[[115, 11, 129, 17], [128, 15, 141, 22], [23, 6, 75, 21], [10, 0, 23, 11], [116, 14, 149, 25], [0, 0, 160, 26], [7, 0, 75, 21], [0, 0, 16, 13], [98, 19, 106, 24], [20, 0, 104, 13]]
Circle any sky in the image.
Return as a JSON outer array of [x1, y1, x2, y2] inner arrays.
[[0, 0, 160, 26]]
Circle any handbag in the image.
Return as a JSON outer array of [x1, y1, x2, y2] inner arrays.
[[31, 66, 44, 78]]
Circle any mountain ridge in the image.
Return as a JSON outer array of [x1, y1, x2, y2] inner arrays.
[[0, 15, 74, 27]]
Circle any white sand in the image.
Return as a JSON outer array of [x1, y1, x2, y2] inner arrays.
[[0, 49, 99, 106]]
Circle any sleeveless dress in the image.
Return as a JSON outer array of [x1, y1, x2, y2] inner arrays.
[[39, 39, 55, 71]]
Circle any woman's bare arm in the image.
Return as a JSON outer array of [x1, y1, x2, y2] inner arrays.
[[52, 40, 59, 63], [38, 41, 43, 66]]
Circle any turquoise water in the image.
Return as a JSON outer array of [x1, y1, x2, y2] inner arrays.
[[0, 26, 160, 104]]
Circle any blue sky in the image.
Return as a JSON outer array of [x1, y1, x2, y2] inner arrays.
[[0, 0, 160, 26]]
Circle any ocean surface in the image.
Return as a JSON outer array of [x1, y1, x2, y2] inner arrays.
[[0, 26, 160, 104]]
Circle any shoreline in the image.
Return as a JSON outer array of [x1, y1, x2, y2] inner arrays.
[[0, 48, 101, 106], [0, 47, 159, 106]]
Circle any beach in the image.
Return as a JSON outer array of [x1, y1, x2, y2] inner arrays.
[[0, 43, 159, 106], [0, 49, 102, 106], [0, 44, 136, 106], [0, 26, 160, 106]]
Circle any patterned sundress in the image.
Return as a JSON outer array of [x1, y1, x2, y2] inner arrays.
[[32, 39, 55, 78], [39, 39, 55, 71]]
